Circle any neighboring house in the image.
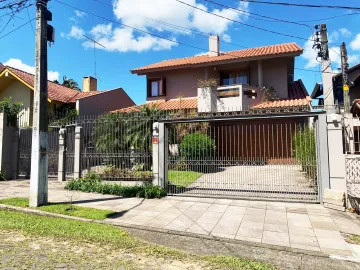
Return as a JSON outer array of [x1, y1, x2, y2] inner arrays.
[[115, 35, 310, 113], [0, 65, 135, 125]]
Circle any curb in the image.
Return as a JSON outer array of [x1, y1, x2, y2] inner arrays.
[[0, 203, 331, 259]]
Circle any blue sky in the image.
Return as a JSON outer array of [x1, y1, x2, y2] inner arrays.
[[1, 0, 360, 105]]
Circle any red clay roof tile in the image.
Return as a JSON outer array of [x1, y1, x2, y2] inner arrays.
[[132, 42, 303, 73]]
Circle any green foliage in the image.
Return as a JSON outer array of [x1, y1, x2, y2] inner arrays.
[[65, 174, 166, 199], [0, 97, 23, 127], [49, 107, 77, 126], [0, 197, 115, 220], [54, 76, 81, 91], [168, 170, 203, 187], [180, 132, 216, 159], [0, 171, 6, 181], [101, 165, 152, 181], [293, 128, 317, 182], [261, 87, 278, 102]]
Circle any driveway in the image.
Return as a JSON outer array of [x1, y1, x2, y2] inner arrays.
[[184, 165, 318, 201]]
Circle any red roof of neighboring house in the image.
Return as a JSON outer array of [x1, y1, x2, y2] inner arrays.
[[132, 42, 303, 74], [251, 97, 311, 109], [2, 66, 114, 104], [288, 79, 308, 99]]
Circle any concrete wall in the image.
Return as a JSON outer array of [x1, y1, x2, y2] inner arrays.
[[146, 56, 294, 102], [0, 113, 18, 179], [77, 88, 135, 116]]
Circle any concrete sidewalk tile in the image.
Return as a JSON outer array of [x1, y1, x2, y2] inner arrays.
[[197, 198, 216, 204], [186, 223, 214, 235], [226, 206, 246, 215], [197, 216, 221, 225], [139, 211, 161, 217], [262, 231, 289, 243], [235, 235, 262, 243], [290, 234, 318, 247], [240, 221, 264, 230], [174, 201, 196, 211], [265, 217, 288, 225], [288, 225, 315, 236], [264, 223, 288, 233], [211, 232, 236, 239], [287, 219, 312, 229], [236, 227, 263, 239], [212, 221, 241, 235], [291, 244, 321, 252], [124, 215, 154, 225], [266, 206, 286, 211], [335, 224, 360, 235], [286, 208, 307, 214], [231, 200, 249, 206], [317, 237, 350, 251], [214, 199, 233, 205], [146, 219, 171, 228], [189, 202, 211, 211], [320, 248, 353, 256], [309, 215, 334, 223], [287, 213, 310, 220], [313, 229, 343, 240], [207, 204, 229, 213], [201, 210, 225, 219], [266, 209, 287, 219], [151, 213, 178, 222], [245, 208, 266, 216], [311, 221, 338, 231], [165, 218, 193, 231], [242, 215, 265, 223]]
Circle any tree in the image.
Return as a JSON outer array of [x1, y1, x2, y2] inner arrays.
[[54, 76, 81, 91]]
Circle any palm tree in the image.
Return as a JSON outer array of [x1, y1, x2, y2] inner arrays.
[[54, 76, 81, 91]]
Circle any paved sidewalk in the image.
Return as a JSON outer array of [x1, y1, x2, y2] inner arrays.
[[1, 180, 360, 258]]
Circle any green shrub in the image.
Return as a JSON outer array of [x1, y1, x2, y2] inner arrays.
[[180, 132, 215, 159], [0, 171, 6, 181], [293, 128, 317, 183], [65, 175, 166, 199], [0, 97, 23, 127]]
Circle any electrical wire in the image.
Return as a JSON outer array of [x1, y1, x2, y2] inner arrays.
[[238, 0, 360, 11], [55, 0, 332, 74], [175, 0, 313, 41], [296, 12, 360, 23], [26, 4, 34, 35], [92, 0, 249, 49], [0, 17, 35, 40], [203, 0, 312, 29]]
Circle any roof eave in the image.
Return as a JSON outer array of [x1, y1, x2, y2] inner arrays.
[[131, 51, 302, 75]]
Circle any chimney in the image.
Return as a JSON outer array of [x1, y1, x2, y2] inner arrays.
[[209, 35, 220, 57], [82, 76, 97, 92]]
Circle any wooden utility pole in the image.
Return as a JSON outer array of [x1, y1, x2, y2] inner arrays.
[[341, 42, 350, 113], [29, 0, 50, 207], [319, 24, 335, 113]]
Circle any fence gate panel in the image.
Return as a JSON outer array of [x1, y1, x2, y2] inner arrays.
[[18, 128, 32, 178], [65, 125, 75, 178], [166, 116, 319, 202]]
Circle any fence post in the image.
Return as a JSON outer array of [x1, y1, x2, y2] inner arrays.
[[152, 122, 159, 186], [58, 128, 66, 182], [158, 122, 168, 189], [73, 126, 83, 179], [316, 113, 330, 203]]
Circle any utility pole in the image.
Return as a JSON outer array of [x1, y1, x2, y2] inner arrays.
[[341, 42, 350, 113], [315, 24, 334, 113], [29, 0, 54, 207]]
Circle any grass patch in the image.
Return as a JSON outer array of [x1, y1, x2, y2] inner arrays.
[[345, 234, 360, 245], [168, 170, 203, 187], [0, 209, 275, 269], [0, 197, 116, 220]]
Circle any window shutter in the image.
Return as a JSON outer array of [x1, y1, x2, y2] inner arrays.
[[161, 77, 166, 96], [147, 79, 151, 97]]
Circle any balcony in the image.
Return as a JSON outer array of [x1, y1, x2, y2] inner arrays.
[[197, 84, 263, 113]]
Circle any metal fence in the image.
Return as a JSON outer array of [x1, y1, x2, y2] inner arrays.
[[75, 113, 155, 182], [166, 115, 319, 202]]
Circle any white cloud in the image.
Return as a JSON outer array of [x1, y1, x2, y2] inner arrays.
[[83, 24, 177, 52], [340, 28, 352, 38], [4, 58, 60, 81], [75, 10, 86, 18], [113, 0, 248, 35], [350, 33, 360, 50], [328, 30, 339, 43], [62, 26, 85, 40], [222, 34, 231, 43]]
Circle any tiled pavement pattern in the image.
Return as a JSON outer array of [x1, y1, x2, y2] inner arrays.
[[1, 180, 360, 257]]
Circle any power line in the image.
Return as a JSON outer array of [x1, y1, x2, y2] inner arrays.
[[55, 0, 331, 74], [296, 12, 360, 22], [175, 0, 313, 41], [26, 4, 34, 35], [92, 0, 249, 49], [0, 17, 34, 40], [238, 0, 360, 11], [203, 0, 311, 29]]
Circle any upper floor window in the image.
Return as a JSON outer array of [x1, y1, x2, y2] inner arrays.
[[220, 69, 249, 86], [147, 77, 166, 97]]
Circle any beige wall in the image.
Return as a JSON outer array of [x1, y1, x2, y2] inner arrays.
[[0, 80, 31, 108], [146, 56, 294, 101]]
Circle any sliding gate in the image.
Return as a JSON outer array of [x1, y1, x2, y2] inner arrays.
[[164, 112, 325, 202]]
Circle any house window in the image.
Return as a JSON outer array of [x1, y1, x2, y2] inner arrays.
[[147, 77, 166, 97], [220, 69, 249, 86]]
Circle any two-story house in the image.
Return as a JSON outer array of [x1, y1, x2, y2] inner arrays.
[[116, 35, 310, 113]]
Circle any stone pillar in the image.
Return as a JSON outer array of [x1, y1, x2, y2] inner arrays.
[[197, 87, 217, 112], [326, 114, 346, 192], [152, 122, 159, 186], [58, 128, 66, 182], [73, 126, 83, 179], [158, 122, 168, 189], [316, 114, 330, 203]]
